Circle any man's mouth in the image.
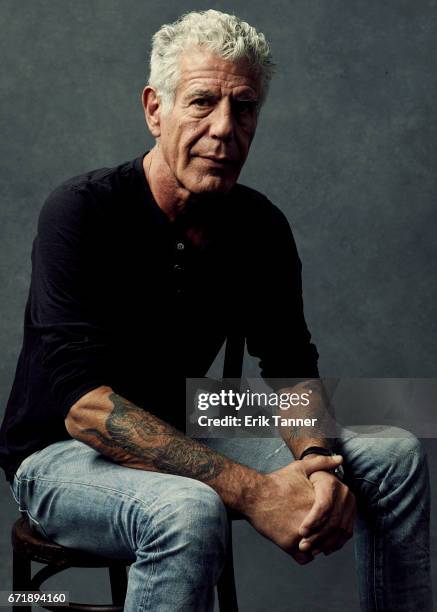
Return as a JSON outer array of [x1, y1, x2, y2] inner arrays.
[[196, 155, 234, 166]]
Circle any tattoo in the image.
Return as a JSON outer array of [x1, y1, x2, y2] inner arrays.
[[278, 380, 332, 444], [82, 393, 225, 482]]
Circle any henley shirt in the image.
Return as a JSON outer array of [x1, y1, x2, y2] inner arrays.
[[0, 153, 319, 482]]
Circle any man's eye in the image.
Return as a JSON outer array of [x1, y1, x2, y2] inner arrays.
[[193, 98, 211, 107], [234, 101, 257, 115]]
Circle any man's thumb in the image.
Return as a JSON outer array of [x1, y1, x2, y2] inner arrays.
[[301, 453, 342, 476]]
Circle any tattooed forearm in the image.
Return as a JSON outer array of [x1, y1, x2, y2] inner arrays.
[[276, 380, 338, 456], [82, 392, 225, 482]]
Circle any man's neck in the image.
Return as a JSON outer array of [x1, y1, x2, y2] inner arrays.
[[143, 146, 196, 222]]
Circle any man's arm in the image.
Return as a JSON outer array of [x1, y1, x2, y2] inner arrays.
[[66, 386, 254, 510], [276, 379, 337, 459], [277, 379, 356, 556], [65, 384, 343, 563], [242, 201, 356, 556]]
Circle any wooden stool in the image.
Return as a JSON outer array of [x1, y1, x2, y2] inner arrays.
[[11, 514, 238, 611]]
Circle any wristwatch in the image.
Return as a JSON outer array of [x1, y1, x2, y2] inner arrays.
[[299, 446, 345, 481]]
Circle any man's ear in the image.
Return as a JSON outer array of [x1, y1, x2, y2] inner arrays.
[[142, 86, 162, 138]]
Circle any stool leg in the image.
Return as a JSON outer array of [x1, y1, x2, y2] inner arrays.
[[217, 523, 238, 612], [109, 565, 128, 607], [12, 551, 31, 612]]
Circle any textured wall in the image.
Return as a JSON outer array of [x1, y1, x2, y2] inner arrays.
[[1, 1, 436, 609]]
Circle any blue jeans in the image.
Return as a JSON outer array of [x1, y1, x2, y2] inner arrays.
[[10, 427, 433, 611]]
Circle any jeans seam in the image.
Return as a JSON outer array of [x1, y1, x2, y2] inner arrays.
[[374, 487, 386, 611], [373, 528, 378, 612], [13, 475, 156, 514], [11, 480, 46, 534], [138, 515, 160, 612]]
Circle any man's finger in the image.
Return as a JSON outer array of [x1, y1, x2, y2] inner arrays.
[[298, 526, 334, 551], [301, 454, 343, 477], [292, 550, 314, 565], [299, 500, 331, 537], [299, 526, 351, 555], [299, 505, 355, 553], [298, 520, 336, 550], [298, 475, 338, 536]]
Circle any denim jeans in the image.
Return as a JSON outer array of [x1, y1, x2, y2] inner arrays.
[[10, 427, 433, 611]]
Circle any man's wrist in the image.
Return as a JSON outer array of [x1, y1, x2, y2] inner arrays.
[[288, 438, 333, 462], [299, 446, 344, 481], [299, 445, 334, 460], [232, 468, 266, 517]]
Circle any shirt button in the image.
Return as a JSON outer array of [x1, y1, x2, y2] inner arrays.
[[176, 242, 185, 251]]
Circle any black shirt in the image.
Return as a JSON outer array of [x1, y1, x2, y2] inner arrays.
[[0, 154, 319, 483]]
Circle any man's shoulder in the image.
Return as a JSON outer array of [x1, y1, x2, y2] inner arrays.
[[39, 156, 141, 228], [231, 182, 272, 207], [49, 156, 138, 201], [230, 183, 289, 226]]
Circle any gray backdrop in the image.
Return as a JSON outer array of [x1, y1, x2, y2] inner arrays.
[[1, 1, 436, 610]]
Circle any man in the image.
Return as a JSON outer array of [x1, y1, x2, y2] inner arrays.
[[0, 10, 432, 611]]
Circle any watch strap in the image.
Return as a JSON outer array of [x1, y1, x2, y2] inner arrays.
[[299, 446, 333, 460]]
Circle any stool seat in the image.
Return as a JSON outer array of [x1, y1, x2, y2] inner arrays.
[[12, 515, 132, 568]]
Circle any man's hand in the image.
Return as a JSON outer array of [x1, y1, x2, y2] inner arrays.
[[298, 463, 356, 556], [66, 387, 350, 564], [274, 380, 356, 556], [244, 454, 343, 565]]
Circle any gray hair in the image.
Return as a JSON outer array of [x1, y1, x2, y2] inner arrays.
[[148, 9, 275, 113]]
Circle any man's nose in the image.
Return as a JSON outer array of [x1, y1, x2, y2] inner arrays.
[[209, 100, 234, 142]]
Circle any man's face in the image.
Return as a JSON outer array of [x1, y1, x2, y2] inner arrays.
[[157, 47, 260, 195]]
